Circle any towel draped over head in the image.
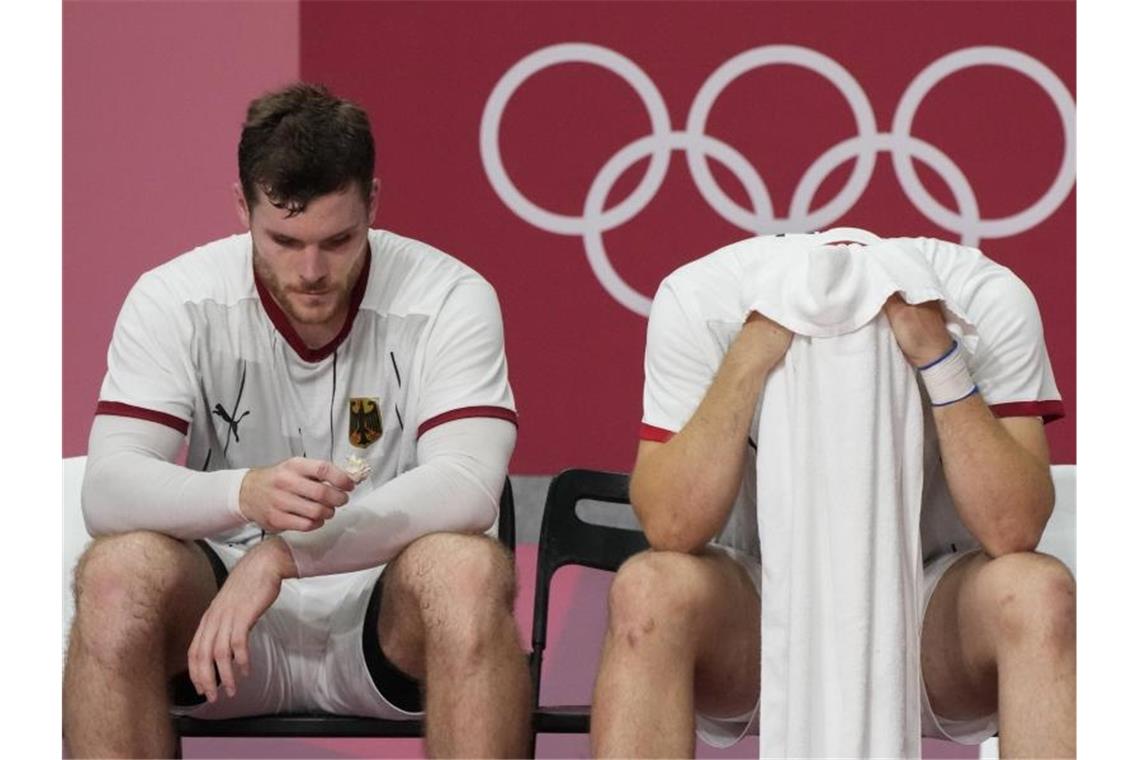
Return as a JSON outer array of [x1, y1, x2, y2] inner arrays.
[[743, 229, 976, 758]]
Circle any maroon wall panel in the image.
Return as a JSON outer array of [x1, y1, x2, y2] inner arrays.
[[318, 1, 1074, 470]]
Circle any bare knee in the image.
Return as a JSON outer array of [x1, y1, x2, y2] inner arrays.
[[394, 533, 517, 656], [71, 532, 190, 660], [606, 551, 709, 653], [979, 552, 1075, 655]]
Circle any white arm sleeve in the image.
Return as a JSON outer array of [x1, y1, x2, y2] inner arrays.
[[81, 415, 248, 539], [282, 416, 516, 578]]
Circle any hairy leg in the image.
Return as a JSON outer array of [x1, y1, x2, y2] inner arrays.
[[922, 551, 1075, 759], [590, 549, 760, 758], [376, 533, 530, 758], [63, 532, 219, 758]]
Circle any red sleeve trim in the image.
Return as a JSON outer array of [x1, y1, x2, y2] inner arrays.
[[989, 400, 1066, 424], [639, 423, 676, 443], [95, 401, 190, 435], [417, 406, 519, 439]]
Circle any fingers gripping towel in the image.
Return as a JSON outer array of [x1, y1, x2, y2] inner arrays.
[[745, 230, 975, 758]]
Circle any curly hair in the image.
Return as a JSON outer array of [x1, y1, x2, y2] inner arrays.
[[238, 82, 375, 216]]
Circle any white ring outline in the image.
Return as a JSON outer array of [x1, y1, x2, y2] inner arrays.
[[480, 43, 1075, 316], [792, 132, 982, 248], [891, 46, 1076, 240], [686, 45, 878, 234], [479, 43, 671, 236], [584, 131, 774, 315]]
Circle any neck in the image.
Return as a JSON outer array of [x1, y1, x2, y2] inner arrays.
[[291, 311, 348, 351]]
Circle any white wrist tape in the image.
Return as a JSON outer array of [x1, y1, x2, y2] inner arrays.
[[918, 340, 978, 406]]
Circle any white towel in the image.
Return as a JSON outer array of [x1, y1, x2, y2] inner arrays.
[[744, 230, 975, 758]]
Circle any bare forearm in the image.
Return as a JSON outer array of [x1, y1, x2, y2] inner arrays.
[[632, 325, 778, 552], [933, 395, 1054, 555]]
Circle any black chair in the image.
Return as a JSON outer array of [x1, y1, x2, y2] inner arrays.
[[528, 469, 649, 754], [174, 477, 517, 752]]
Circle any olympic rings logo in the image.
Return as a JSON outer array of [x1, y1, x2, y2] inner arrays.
[[479, 43, 1075, 316]]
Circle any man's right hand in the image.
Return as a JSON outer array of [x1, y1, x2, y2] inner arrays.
[[238, 458, 356, 533]]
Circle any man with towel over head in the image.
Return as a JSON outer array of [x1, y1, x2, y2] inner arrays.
[[590, 227, 1074, 758]]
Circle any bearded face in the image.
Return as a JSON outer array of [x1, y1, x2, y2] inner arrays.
[[242, 183, 376, 347]]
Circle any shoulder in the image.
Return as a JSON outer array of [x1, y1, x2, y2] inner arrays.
[[656, 235, 764, 320], [365, 229, 495, 316], [117, 234, 252, 337], [901, 236, 1039, 325], [132, 233, 253, 307]]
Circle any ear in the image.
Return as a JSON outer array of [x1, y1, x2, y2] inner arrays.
[[367, 178, 380, 225], [234, 182, 251, 229]]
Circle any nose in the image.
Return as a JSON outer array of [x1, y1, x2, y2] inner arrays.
[[297, 244, 329, 284]]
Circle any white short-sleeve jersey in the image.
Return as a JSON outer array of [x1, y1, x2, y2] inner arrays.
[[640, 232, 1063, 561], [97, 229, 517, 546]]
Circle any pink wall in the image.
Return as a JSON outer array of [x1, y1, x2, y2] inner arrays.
[[63, 0, 300, 456]]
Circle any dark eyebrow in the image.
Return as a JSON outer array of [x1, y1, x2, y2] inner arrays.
[[321, 227, 356, 244], [265, 226, 357, 246]]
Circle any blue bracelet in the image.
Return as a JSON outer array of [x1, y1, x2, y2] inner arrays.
[[917, 340, 958, 371]]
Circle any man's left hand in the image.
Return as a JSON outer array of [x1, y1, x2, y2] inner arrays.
[[188, 537, 297, 702], [882, 293, 954, 368]]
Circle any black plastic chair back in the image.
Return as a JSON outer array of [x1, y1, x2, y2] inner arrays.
[[497, 474, 516, 551], [529, 469, 649, 737]]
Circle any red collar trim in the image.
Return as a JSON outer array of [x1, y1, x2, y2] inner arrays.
[[253, 245, 372, 364]]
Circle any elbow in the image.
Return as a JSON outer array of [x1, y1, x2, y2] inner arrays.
[[979, 506, 1051, 558], [456, 465, 501, 536], [644, 525, 707, 554], [470, 493, 498, 536], [634, 498, 710, 555], [430, 451, 503, 537], [981, 530, 1042, 558], [977, 476, 1055, 558], [79, 468, 114, 538], [629, 465, 716, 554], [80, 508, 108, 538]]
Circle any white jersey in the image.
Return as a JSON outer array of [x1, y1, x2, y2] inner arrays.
[[96, 229, 517, 547], [640, 232, 1063, 562]]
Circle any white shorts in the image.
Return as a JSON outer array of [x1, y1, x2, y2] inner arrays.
[[695, 547, 998, 748], [918, 549, 999, 744], [170, 540, 422, 721]]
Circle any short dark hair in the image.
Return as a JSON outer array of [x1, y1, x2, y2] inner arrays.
[[238, 82, 374, 216]]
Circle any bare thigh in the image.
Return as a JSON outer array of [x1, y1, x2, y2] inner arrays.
[[922, 549, 1076, 722], [921, 552, 999, 721], [373, 533, 517, 680], [71, 531, 222, 676], [692, 550, 761, 717]]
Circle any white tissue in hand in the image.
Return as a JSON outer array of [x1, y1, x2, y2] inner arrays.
[[344, 453, 372, 483]]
